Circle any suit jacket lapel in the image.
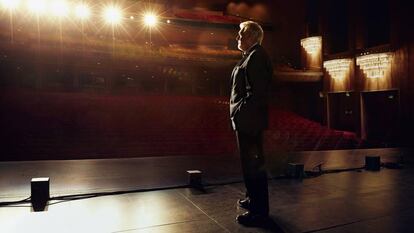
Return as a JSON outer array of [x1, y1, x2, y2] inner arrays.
[[231, 54, 249, 84]]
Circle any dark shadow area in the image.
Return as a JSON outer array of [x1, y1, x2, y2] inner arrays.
[[240, 216, 286, 233], [264, 218, 286, 233], [362, 90, 400, 147], [31, 200, 48, 212]]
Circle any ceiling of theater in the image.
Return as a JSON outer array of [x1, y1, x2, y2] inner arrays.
[[0, 0, 304, 65]]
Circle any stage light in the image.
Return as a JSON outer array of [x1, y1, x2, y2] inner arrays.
[[1, 0, 20, 10], [103, 5, 122, 25], [143, 12, 158, 27], [50, 0, 69, 17], [75, 3, 90, 20], [27, 0, 48, 15]]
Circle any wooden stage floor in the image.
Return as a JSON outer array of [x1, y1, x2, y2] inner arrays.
[[1, 148, 413, 233]]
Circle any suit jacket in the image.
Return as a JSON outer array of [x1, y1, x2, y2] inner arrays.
[[229, 44, 272, 133]]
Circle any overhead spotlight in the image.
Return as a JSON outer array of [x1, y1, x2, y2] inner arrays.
[[1, 0, 20, 10], [103, 5, 122, 25], [27, 0, 48, 15], [143, 12, 157, 27], [75, 3, 90, 20], [50, 0, 69, 17]]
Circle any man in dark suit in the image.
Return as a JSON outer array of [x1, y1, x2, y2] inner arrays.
[[229, 21, 272, 225]]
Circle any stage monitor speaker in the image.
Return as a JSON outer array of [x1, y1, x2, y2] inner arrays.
[[286, 163, 304, 178], [365, 156, 381, 171], [31, 177, 50, 211], [187, 170, 202, 188]]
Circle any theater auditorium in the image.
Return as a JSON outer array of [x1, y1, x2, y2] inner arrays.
[[0, 0, 413, 232]]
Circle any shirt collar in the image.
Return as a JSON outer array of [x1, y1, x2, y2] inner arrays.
[[243, 43, 259, 57]]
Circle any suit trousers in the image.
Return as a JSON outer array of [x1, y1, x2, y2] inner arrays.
[[236, 130, 269, 215]]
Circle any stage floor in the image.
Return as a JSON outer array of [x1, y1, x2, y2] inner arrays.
[[1, 148, 413, 233]]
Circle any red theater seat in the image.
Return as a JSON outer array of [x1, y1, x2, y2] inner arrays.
[[1, 89, 365, 161]]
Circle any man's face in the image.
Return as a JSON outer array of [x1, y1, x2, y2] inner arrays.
[[236, 28, 254, 52]]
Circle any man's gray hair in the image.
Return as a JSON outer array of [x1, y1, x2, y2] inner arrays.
[[240, 21, 264, 44]]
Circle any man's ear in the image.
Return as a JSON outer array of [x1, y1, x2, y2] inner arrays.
[[247, 33, 256, 44]]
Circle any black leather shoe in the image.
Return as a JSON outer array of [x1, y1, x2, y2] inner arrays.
[[236, 211, 268, 226], [237, 198, 250, 209]]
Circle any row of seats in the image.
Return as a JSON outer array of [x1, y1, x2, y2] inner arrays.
[[1, 89, 364, 161]]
